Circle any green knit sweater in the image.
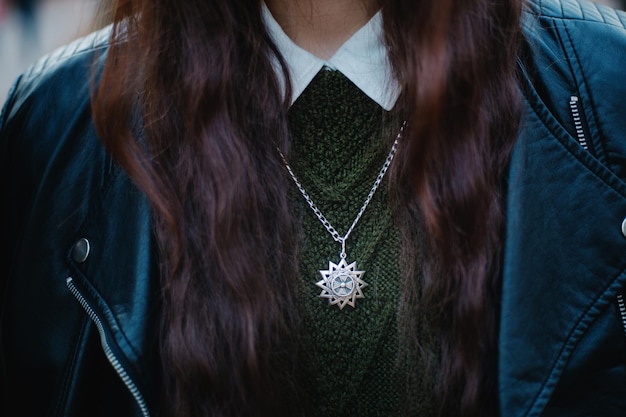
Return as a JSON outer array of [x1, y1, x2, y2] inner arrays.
[[287, 68, 423, 416]]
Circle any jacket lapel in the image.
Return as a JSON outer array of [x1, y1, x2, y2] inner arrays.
[[499, 90, 626, 416]]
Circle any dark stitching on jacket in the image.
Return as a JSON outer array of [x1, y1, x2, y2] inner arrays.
[[508, 141, 626, 411], [527, 0, 626, 29], [561, 17, 611, 167], [516, 72, 626, 413], [522, 88, 626, 195], [592, 2, 605, 24], [53, 314, 92, 417]]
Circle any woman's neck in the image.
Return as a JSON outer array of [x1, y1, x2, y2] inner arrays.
[[265, 0, 378, 60]]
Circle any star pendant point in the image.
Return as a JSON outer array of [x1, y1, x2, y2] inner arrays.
[[316, 258, 367, 309]]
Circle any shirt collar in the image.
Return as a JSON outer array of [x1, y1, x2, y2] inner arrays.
[[262, 3, 401, 111]]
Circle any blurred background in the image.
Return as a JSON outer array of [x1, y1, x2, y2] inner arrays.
[[0, 0, 102, 102], [0, 0, 625, 103]]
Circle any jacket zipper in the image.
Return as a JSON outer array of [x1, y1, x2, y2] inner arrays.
[[570, 96, 626, 342], [66, 277, 151, 417], [617, 293, 626, 340], [569, 95, 589, 150]]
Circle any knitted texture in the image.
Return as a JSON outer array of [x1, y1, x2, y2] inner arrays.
[[287, 68, 409, 416]]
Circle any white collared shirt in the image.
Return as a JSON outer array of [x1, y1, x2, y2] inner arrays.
[[262, 3, 401, 111]]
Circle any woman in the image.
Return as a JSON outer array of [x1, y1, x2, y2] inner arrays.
[[1, 0, 625, 416]]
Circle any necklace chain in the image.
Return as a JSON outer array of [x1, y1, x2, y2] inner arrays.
[[277, 121, 406, 309], [277, 121, 406, 259]]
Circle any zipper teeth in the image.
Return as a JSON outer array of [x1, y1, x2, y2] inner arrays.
[[570, 94, 626, 341], [569, 95, 588, 150], [617, 293, 626, 338], [66, 277, 150, 417]]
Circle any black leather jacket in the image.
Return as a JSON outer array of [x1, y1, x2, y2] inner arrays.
[[2, 0, 626, 416]]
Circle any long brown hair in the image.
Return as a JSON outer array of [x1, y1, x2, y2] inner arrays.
[[92, 0, 523, 416], [384, 0, 522, 415]]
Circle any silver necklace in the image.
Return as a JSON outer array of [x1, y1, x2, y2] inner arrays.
[[278, 122, 406, 309]]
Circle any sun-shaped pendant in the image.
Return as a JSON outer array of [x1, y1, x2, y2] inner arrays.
[[316, 258, 367, 309]]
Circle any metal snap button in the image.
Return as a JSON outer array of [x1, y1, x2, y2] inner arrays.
[[71, 238, 91, 263]]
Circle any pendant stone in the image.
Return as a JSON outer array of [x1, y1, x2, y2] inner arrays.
[[317, 258, 367, 309]]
